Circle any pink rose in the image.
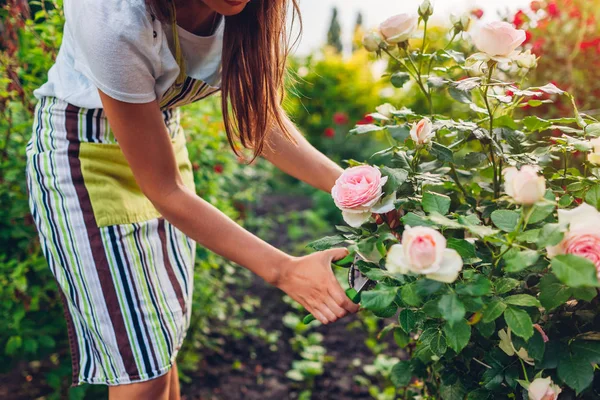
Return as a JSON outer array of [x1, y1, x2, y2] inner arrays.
[[503, 165, 546, 205], [332, 166, 389, 227], [528, 377, 562, 400], [379, 14, 418, 44], [472, 21, 527, 57], [547, 203, 600, 278], [386, 226, 463, 283], [410, 118, 434, 145]]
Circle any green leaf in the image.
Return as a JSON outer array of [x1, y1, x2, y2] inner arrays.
[[394, 329, 410, 348], [571, 341, 600, 364], [528, 203, 555, 224], [5, 336, 22, 356], [526, 331, 546, 362], [422, 191, 451, 215], [438, 293, 466, 325], [504, 250, 540, 273], [494, 278, 520, 294], [558, 194, 573, 207], [398, 309, 417, 333], [571, 287, 598, 302], [504, 307, 533, 340], [490, 210, 520, 232], [463, 152, 488, 168], [456, 275, 492, 296], [476, 320, 496, 338], [538, 275, 572, 310], [504, 294, 541, 308], [443, 319, 471, 354], [430, 142, 454, 163], [585, 184, 600, 210], [551, 254, 600, 288], [517, 229, 541, 243], [430, 331, 448, 356], [361, 287, 398, 311], [391, 72, 411, 88], [449, 86, 473, 104], [401, 212, 434, 228], [401, 283, 423, 307], [495, 115, 518, 130], [349, 124, 385, 135], [523, 116, 552, 132], [447, 238, 477, 260], [558, 349, 595, 394], [536, 223, 565, 247], [307, 235, 346, 251], [390, 361, 413, 386], [381, 167, 409, 195], [482, 300, 506, 323], [440, 381, 467, 400]]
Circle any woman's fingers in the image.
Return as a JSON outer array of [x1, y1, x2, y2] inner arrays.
[[324, 247, 350, 263], [311, 308, 329, 325], [317, 305, 337, 324], [325, 297, 348, 319]]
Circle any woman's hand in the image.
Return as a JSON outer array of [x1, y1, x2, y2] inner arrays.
[[275, 248, 360, 324]]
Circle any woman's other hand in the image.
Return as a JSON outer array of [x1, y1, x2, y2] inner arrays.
[[275, 248, 360, 324]]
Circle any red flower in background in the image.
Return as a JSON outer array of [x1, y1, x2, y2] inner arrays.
[[513, 10, 527, 28], [532, 38, 546, 55], [214, 164, 224, 174], [324, 127, 335, 138], [471, 9, 484, 19], [356, 115, 374, 125], [333, 112, 349, 125], [523, 30, 533, 44], [547, 2, 560, 17], [530, 1, 542, 11]]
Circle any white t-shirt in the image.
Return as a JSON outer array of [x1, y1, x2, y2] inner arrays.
[[34, 0, 224, 109]]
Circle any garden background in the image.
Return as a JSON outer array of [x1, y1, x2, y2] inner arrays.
[[1, 0, 599, 399]]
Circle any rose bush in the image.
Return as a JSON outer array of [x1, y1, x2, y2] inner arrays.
[[308, 2, 600, 398]]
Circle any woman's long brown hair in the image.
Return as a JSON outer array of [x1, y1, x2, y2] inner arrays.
[[146, 0, 301, 158]]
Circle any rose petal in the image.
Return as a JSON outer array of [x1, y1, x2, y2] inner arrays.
[[426, 249, 463, 283], [386, 244, 411, 275], [342, 210, 372, 228]]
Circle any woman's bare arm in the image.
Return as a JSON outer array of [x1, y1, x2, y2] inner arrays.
[[262, 114, 343, 193], [98, 92, 358, 324]]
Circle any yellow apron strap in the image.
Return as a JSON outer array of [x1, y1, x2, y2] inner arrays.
[[170, 1, 187, 85]]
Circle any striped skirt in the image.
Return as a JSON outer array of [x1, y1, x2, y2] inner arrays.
[[26, 97, 196, 386]]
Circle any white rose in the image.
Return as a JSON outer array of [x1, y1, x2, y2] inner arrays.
[[528, 377, 562, 400], [379, 14, 418, 44], [515, 49, 538, 69], [363, 29, 384, 52], [410, 117, 434, 145], [450, 13, 471, 33], [386, 226, 463, 283], [588, 137, 600, 165], [472, 21, 526, 57], [503, 165, 546, 205], [375, 103, 397, 118], [419, 0, 434, 18]]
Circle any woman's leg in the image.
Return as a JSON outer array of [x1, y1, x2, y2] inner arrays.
[[169, 362, 181, 400], [108, 371, 171, 400]]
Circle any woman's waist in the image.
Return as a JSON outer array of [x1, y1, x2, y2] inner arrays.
[[31, 96, 182, 145]]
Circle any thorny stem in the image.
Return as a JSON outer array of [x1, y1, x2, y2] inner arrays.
[[401, 47, 434, 115], [519, 358, 530, 382]]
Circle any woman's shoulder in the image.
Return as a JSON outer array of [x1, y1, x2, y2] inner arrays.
[[66, 0, 152, 27]]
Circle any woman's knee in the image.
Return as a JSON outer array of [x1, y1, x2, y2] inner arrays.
[[108, 371, 171, 400]]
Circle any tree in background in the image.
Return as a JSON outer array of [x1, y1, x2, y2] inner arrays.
[[326, 7, 342, 53], [352, 11, 364, 52]]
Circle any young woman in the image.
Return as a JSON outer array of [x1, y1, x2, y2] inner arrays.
[[26, 0, 359, 398]]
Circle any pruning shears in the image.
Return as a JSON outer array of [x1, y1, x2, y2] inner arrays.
[[302, 253, 375, 324]]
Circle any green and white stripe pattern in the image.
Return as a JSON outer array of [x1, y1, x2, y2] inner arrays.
[[26, 97, 197, 386]]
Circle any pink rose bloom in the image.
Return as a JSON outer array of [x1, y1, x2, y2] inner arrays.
[[503, 165, 546, 205], [379, 13, 418, 44], [332, 166, 389, 227], [528, 377, 562, 400], [410, 117, 434, 145], [386, 226, 463, 283], [472, 21, 526, 57], [547, 203, 600, 278]]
